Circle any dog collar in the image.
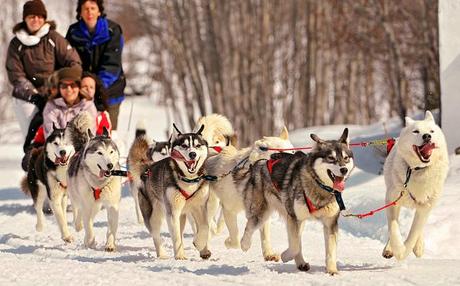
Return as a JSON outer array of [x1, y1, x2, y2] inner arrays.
[[179, 175, 218, 184]]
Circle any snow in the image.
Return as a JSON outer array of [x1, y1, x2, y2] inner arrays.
[[1, 96, 460, 285]]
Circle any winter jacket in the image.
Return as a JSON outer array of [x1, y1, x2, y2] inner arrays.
[[5, 21, 81, 102], [43, 97, 97, 139], [66, 17, 126, 106]]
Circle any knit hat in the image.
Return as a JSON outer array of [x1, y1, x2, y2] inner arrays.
[[23, 0, 47, 20], [57, 66, 82, 83]]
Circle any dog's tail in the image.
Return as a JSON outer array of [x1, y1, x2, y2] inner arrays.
[[20, 176, 31, 197], [128, 133, 151, 175], [194, 114, 236, 146], [135, 119, 147, 139], [66, 111, 93, 152]]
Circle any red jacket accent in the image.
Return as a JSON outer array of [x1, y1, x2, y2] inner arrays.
[[33, 125, 45, 145], [96, 111, 112, 136]]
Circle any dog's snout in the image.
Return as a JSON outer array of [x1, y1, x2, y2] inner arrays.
[[107, 163, 114, 170], [59, 150, 66, 156], [189, 152, 197, 160], [422, 133, 431, 142], [340, 167, 348, 175]]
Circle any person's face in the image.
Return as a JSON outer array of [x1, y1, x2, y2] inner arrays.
[[80, 1, 101, 30], [25, 15, 45, 34], [59, 80, 80, 106], [80, 77, 96, 100]]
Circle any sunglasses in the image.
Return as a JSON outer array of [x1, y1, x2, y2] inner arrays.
[[59, 82, 80, 89]]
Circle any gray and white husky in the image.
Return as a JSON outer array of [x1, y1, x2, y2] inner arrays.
[[67, 127, 122, 251], [205, 126, 294, 261], [237, 129, 354, 274], [128, 129, 170, 224], [382, 111, 449, 260], [138, 124, 212, 260], [21, 124, 75, 242]]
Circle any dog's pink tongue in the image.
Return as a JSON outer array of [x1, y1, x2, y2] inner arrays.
[[333, 178, 345, 192], [420, 143, 435, 158]]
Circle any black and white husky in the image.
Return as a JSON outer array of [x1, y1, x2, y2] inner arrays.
[[237, 129, 354, 274], [67, 127, 121, 251], [138, 124, 212, 260], [21, 124, 75, 242]]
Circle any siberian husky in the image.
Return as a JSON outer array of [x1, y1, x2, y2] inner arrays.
[[20, 125, 75, 242], [382, 111, 449, 260], [205, 126, 295, 261], [236, 129, 354, 274], [138, 124, 212, 260], [67, 127, 122, 251], [128, 129, 170, 224]]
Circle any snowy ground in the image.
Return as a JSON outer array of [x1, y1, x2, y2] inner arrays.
[[1, 96, 460, 285]]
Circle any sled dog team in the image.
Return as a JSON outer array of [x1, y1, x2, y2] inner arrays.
[[21, 111, 449, 274]]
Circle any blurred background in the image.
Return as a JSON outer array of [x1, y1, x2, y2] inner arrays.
[[0, 0, 440, 145]]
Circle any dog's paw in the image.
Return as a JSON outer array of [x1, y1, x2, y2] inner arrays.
[[105, 245, 116, 252], [382, 250, 393, 259], [35, 223, 44, 232], [264, 253, 280, 262], [281, 249, 296, 262], [84, 237, 96, 249], [200, 249, 212, 260], [62, 235, 73, 243], [326, 268, 339, 276], [174, 254, 187, 260], [192, 239, 206, 252], [413, 239, 425, 258], [296, 262, 311, 272], [240, 240, 251, 252], [224, 237, 240, 249]]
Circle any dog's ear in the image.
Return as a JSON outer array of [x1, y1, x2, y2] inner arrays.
[[405, 116, 415, 126], [279, 126, 289, 140], [87, 128, 94, 139], [196, 124, 205, 136], [310, 134, 325, 145], [339, 128, 349, 145], [52, 122, 57, 131], [102, 127, 110, 138], [172, 123, 182, 136], [425, 110, 435, 122], [230, 133, 238, 147]]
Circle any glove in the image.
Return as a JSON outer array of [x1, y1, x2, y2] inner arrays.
[[29, 93, 47, 111]]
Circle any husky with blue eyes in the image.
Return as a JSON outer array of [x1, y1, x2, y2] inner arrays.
[[138, 124, 213, 260], [383, 111, 449, 261]]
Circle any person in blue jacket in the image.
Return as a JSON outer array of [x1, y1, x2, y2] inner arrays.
[[66, 0, 125, 131]]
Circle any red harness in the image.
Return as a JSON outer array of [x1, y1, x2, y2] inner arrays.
[[92, 187, 102, 200], [267, 159, 317, 213]]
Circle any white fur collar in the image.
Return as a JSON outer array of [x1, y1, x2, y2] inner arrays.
[[15, 23, 50, 46]]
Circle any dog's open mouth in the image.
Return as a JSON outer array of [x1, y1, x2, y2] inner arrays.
[[55, 155, 68, 166], [97, 164, 112, 178], [327, 169, 345, 192], [184, 158, 199, 173], [413, 142, 436, 163]]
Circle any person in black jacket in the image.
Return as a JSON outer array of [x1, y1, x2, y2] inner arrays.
[[66, 0, 125, 131]]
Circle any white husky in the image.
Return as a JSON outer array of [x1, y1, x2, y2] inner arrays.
[[67, 128, 122, 251], [382, 111, 449, 260]]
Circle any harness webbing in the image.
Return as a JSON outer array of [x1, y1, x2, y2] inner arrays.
[[266, 159, 319, 213]]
